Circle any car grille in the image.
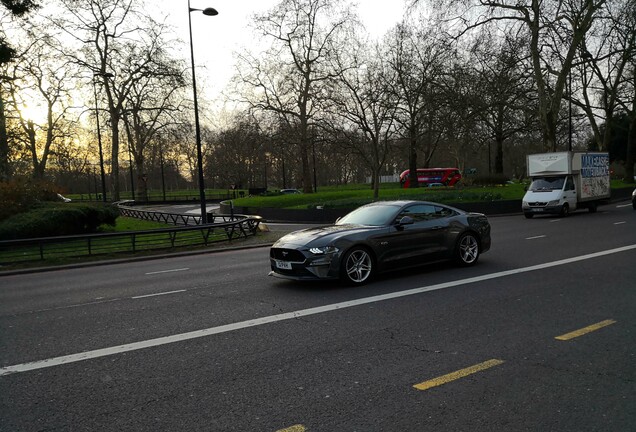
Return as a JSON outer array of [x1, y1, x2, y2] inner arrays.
[[527, 201, 548, 207], [272, 266, 316, 278], [270, 248, 306, 262]]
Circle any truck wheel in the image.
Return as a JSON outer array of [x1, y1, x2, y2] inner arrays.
[[560, 203, 570, 217]]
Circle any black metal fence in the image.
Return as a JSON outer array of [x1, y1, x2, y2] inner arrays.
[[0, 214, 262, 266]]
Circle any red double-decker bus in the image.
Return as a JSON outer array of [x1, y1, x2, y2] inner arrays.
[[399, 168, 462, 188]]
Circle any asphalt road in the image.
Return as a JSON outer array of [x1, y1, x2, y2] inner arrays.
[[1, 203, 635, 431]]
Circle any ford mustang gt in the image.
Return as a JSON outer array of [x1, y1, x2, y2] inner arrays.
[[269, 200, 491, 285]]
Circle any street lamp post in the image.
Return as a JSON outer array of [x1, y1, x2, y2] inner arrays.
[[188, 0, 218, 224], [92, 73, 114, 203], [568, 71, 572, 152]]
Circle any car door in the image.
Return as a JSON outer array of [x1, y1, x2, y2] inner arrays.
[[563, 175, 578, 210], [378, 204, 449, 268]]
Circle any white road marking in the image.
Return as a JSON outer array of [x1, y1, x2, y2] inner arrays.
[[526, 235, 547, 240], [145, 268, 189, 275], [616, 204, 632, 209], [614, 221, 626, 225], [32, 298, 122, 314], [2, 244, 635, 377], [131, 290, 187, 299]]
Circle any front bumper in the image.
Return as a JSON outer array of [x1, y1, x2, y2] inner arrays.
[[522, 204, 563, 215], [269, 248, 341, 281]]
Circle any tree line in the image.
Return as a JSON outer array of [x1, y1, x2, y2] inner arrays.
[[1, 0, 634, 202]]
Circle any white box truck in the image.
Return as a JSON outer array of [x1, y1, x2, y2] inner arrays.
[[522, 151, 610, 218]]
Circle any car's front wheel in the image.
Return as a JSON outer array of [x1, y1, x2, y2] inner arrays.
[[455, 233, 480, 266], [341, 247, 374, 285]]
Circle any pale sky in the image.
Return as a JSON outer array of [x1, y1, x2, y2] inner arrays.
[[157, 0, 407, 104]]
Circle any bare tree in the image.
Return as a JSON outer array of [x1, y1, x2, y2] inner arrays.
[[435, 0, 608, 152], [330, 41, 398, 199], [206, 118, 267, 191], [467, 32, 536, 173], [121, 52, 188, 202], [385, 21, 452, 187], [1, 0, 39, 180], [234, 0, 357, 193], [572, 0, 636, 155], [53, 0, 180, 201], [7, 37, 77, 179]]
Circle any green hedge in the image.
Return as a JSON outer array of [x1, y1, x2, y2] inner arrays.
[[0, 179, 61, 221], [0, 204, 119, 240]]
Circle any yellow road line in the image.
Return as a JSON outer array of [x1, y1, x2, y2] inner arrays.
[[413, 359, 505, 391], [555, 319, 617, 341], [276, 425, 306, 432]]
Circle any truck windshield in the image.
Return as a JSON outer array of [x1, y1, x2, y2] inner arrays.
[[529, 177, 565, 191]]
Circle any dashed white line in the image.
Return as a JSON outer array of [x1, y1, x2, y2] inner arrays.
[[526, 235, 547, 240], [2, 244, 635, 377], [132, 289, 187, 299], [614, 221, 627, 225], [145, 268, 189, 275]]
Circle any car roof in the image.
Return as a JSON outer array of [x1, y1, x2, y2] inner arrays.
[[361, 200, 466, 213], [363, 200, 431, 206]]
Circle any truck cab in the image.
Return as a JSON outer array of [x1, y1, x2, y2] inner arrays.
[[523, 175, 577, 217]]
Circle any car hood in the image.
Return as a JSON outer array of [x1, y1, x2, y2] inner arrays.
[[523, 190, 562, 201], [273, 224, 375, 248]]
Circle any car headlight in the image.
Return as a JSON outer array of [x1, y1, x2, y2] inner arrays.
[[547, 200, 560, 206], [309, 246, 339, 255]]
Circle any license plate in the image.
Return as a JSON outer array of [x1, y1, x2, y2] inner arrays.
[[275, 260, 292, 270], [532, 208, 543, 212]]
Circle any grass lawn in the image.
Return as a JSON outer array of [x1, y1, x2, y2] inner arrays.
[[231, 182, 528, 209]]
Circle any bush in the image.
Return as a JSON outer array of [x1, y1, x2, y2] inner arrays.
[[471, 174, 511, 186], [0, 178, 63, 221], [0, 204, 119, 240]]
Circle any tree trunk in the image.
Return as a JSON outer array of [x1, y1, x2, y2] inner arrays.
[[110, 108, 120, 201], [408, 124, 418, 188], [135, 157, 148, 202], [372, 168, 380, 200]]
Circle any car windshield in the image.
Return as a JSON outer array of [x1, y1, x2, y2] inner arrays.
[[336, 204, 400, 226], [529, 177, 565, 191]]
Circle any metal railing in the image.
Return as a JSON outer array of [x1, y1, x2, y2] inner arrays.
[[0, 214, 263, 266], [118, 205, 205, 225]]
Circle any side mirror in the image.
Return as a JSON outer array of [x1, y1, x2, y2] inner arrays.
[[398, 216, 414, 226], [335, 217, 341, 224]]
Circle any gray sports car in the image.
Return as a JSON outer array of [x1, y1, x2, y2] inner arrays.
[[269, 200, 491, 285]]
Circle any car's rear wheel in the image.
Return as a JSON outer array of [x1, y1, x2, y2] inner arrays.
[[341, 247, 374, 285], [455, 233, 480, 266]]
